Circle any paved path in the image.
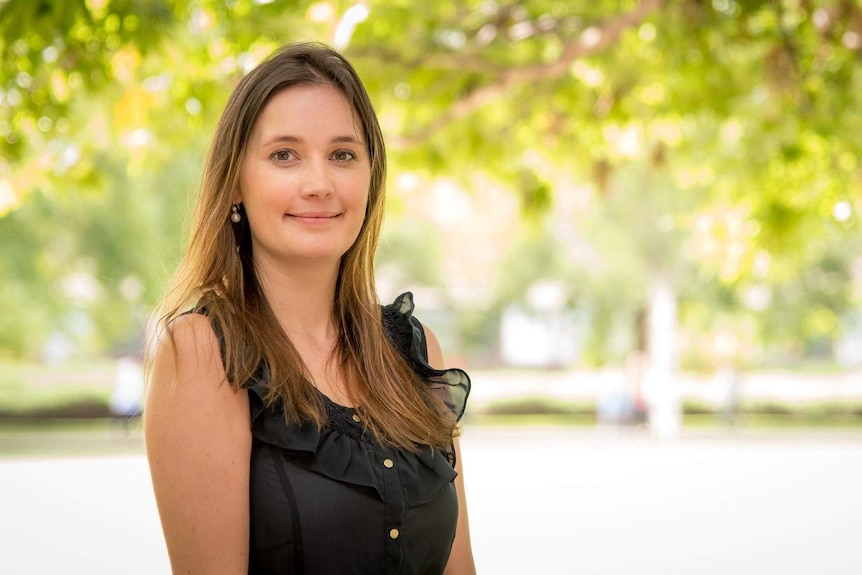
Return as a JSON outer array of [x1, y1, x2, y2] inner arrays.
[[465, 427, 862, 574], [1, 427, 861, 574]]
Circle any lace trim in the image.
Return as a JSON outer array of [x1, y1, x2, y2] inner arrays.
[[321, 396, 373, 446]]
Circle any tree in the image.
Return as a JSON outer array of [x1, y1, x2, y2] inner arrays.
[[1, 0, 859, 383]]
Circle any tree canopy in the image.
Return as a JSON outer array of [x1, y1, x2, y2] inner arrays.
[[1, 0, 860, 367]]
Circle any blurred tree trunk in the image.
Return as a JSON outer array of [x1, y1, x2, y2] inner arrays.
[[645, 270, 681, 439]]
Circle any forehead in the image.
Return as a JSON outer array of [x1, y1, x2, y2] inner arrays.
[[250, 84, 362, 142]]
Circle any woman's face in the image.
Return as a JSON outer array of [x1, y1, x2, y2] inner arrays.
[[238, 84, 371, 269]]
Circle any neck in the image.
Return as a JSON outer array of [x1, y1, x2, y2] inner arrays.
[[253, 255, 340, 343]]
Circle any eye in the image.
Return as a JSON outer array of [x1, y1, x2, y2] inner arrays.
[[331, 149, 357, 162], [270, 149, 295, 162]]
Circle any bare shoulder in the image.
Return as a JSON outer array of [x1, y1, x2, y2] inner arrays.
[[146, 311, 247, 426], [145, 309, 249, 438], [167, 311, 218, 348], [152, 312, 222, 385], [421, 324, 446, 370]]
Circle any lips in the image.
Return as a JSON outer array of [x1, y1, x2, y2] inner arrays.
[[286, 211, 341, 223], [288, 211, 339, 218]]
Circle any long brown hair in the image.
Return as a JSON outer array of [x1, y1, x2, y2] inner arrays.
[[152, 43, 455, 450]]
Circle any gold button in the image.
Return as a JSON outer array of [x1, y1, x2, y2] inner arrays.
[[389, 528, 400, 539], [352, 414, 361, 423], [383, 458, 394, 468]]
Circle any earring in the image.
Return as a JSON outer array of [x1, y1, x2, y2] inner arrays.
[[230, 204, 242, 223]]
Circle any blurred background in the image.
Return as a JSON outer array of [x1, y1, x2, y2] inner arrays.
[[1, 1, 861, 573]]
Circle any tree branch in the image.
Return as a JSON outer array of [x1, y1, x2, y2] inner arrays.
[[389, 0, 665, 149], [348, 45, 510, 75]]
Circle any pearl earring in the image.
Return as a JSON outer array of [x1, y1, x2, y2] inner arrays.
[[230, 204, 242, 223]]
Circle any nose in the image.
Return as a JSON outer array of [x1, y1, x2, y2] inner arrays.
[[301, 157, 334, 198]]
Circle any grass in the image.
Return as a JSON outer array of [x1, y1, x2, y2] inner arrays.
[[465, 413, 598, 427], [473, 395, 862, 429], [0, 357, 141, 457], [0, 418, 145, 458], [3, 358, 862, 430], [1, 358, 860, 459]]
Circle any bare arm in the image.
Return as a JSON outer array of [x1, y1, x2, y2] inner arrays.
[[423, 326, 477, 575], [144, 314, 252, 574]]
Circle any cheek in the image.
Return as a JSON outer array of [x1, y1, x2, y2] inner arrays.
[[237, 157, 255, 199], [360, 189, 370, 213], [357, 171, 372, 211], [357, 191, 371, 227], [350, 189, 371, 237]]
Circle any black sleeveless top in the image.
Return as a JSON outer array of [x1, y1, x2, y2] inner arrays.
[[244, 292, 471, 575]]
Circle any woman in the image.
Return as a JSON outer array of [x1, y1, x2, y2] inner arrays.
[[144, 43, 475, 574]]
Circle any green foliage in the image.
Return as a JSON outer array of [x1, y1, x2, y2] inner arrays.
[[0, 0, 860, 365]]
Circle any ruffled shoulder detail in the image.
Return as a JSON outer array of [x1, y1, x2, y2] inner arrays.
[[381, 292, 471, 422]]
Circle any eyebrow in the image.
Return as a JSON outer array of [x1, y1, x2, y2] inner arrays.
[[262, 135, 365, 146]]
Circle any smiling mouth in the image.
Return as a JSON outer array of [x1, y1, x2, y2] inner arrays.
[[286, 213, 341, 222]]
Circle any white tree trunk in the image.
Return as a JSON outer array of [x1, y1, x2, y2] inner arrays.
[[644, 271, 681, 439]]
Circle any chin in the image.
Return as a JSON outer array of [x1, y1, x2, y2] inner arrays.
[[289, 245, 352, 263]]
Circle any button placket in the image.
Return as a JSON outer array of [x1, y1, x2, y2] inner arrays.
[[379, 447, 405, 572]]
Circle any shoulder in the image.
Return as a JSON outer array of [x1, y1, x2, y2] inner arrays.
[[380, 291, 446, 370], [381, 292, 471, 420], [381, 291, 434, 365], [147, 311, 239, 403], [166, 311, 220, 352], [421, 324, 445, 370], [153, 313, 223, 380]]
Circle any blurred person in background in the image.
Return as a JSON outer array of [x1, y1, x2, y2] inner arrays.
[[144, 42, 475, 575]]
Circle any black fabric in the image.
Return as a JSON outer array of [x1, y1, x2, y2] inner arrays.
[[245, 292, 470, 575]]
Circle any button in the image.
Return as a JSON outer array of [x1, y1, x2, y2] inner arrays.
[[352, 414, 361, 423], [389, 528, 400, 539], [383, 458, 394, 468]]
